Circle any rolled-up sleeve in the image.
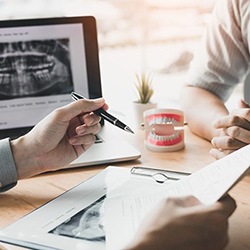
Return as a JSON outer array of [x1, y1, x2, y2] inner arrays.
[[0, 138, 18, 192], [187, 0, 250, 102]]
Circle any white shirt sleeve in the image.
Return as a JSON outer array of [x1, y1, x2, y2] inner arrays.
[[187, 0, 250, 102], [0, 138, 18, 192]]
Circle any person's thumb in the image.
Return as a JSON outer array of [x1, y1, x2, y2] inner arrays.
[[58, 98, 106, 122], [239, 99, 250, 108]]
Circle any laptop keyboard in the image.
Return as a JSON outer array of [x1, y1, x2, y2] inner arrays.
[[0, 127, 33, 140], [95, 134, 103, 143]]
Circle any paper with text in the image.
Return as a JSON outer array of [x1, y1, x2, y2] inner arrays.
[[105, 144, 250, 250]]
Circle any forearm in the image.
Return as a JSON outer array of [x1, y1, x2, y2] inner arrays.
[[180, 85, 229, 141]]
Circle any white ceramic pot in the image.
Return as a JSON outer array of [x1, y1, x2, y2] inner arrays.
[[133, 101, 157, 128]]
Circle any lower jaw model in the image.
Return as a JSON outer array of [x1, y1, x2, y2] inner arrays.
[[145, 113, 184, 152]]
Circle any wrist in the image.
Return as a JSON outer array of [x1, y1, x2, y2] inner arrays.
[[11, 136, 38, 179]]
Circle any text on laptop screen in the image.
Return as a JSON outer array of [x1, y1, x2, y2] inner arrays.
[[0, 23, 89, 129]]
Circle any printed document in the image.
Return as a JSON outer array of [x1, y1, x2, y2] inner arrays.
[[105, 144, 250, 250]]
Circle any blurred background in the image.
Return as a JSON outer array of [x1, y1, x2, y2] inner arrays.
[[1, 0, 240, 111], [0, 0, 216, 49]]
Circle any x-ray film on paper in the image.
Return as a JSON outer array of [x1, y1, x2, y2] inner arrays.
[[49, 195, 106, 242]]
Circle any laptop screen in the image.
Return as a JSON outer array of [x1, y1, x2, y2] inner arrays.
[[0, 16, 102, 137]]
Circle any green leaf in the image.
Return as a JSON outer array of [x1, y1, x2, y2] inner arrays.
[[134, 72, 154, 103]]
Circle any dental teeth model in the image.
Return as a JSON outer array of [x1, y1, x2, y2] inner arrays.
[[144, 109, 185, 152]]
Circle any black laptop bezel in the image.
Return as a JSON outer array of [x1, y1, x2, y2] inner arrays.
[[0, 16, 103, 139]]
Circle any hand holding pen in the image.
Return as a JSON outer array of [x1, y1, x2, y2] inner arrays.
[[71, 92, 134, 134]]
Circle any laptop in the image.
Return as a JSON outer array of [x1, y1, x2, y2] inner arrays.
[[0, 16, 141, 167]]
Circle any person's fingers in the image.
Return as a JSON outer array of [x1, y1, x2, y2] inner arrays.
[[67, 113, 101, 139], [226, 126, 250, 144], [209, 148, 234, 159], [209, 195, 237, 218], [75, 123, 101, 136], [179, 195, 236, 219], [56, 98, 106, 122], [213, 114, 250, 130], [69, 134, 96, 157], [68, 133, 96, 146], [211, 135, 247, 150], [239, 99, 250, 108], [0, 245, 8, 250], [78, 112, 102, 126], [166, 195, 202, 208], [67, 116, 82, 138]]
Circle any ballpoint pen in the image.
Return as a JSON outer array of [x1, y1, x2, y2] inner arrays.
[[71, 92, 134, 134]]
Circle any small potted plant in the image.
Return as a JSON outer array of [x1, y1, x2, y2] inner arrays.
[[135, 72, 154, 104], [133, 72, 157, 126]]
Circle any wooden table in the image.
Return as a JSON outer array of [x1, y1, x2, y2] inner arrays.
[[0, 126, 249, 250]]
